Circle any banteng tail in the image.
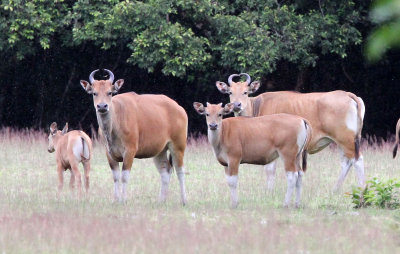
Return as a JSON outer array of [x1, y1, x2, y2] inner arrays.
[[347, 93, 365, 160], [301, 120, 312, 172], [393, 119, 400, 158], [81, 137, 90, 160]]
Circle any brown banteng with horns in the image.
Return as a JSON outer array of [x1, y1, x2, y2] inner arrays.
[[216, 73, 365, 191], [80, 69, 188, 204]]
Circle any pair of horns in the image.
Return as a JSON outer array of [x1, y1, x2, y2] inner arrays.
[[227, 73, 251, 85], [89, 69, 114, 84]]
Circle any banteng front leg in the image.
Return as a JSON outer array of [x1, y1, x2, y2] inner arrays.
[[264, 161, 277, 191], [225, 160, 239, 209], [107, 153, 121, 202]]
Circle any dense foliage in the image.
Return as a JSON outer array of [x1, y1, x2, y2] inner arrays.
[[0, 0, 398, 138], [349, 177, 400, 209]]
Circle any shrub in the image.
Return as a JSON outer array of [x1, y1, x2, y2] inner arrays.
[[348, 177, 400, 209]]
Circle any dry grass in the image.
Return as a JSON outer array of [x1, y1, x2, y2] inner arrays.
[[0, 129, 400, 253]]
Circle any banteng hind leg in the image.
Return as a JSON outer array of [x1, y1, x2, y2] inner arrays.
[[154, 149, 172, 204], [82, 160, 91, 193], [168, 142, 187, 206], [334, 134, 365, 192]]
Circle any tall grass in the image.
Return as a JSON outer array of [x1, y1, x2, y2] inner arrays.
[[0, 129, 400, 253]]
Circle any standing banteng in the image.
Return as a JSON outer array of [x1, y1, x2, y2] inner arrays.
[[47, 122, 92, 196], [216, 73, 365, 191], [193, 102, 311, 208], [80, 69, 188, 204]]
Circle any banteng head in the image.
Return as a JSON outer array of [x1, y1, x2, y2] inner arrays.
[[80, 69, 124, 114], [216, 73, 260, 113], [193, 102, 234, 130], [48, 122, 68, 153]]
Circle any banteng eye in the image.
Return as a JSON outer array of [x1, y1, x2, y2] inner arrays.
[[243, 91, 248, 95], [206, 113, 209, 116], [107, 92, 112, 96], [229, 92, 232, 95], [93, 92, 98, 96], [218, 114, 222, 117]]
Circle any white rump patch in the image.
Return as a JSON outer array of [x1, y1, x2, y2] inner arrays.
[[297, 121, 307, 153], [346, 100, 358, 134], [73, 139, 83, 161]]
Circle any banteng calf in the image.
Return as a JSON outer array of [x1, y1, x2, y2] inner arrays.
[[193, 102, 311, 208], [47, 122, 93, 196]]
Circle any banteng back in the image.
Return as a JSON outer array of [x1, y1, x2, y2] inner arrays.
[[216, 73, 365, 191]]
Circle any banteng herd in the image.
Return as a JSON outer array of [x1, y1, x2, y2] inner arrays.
[[47, 69, 390, 208]]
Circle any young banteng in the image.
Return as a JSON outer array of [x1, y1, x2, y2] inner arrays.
[[47, 122, 93, 196], [193, 102, 311, 208], [216, 73, 365, 191], [80, 69, 187, 204], [393, 119, 400, 158]]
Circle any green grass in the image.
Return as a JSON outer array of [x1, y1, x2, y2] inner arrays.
[[0, 129, 400, 253]]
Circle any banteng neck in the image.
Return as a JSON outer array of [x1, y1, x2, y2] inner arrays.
[[96, 109, 113, 151], [208, 126, 223, 156]]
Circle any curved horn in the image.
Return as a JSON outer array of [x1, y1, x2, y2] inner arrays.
[[228, 74, 240, 85], [240, 73, 251, 85], [89, 69, 99, 84], [104, 69, 114, 83]]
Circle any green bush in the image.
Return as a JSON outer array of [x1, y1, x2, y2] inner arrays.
[[348, 177, 400, 209]]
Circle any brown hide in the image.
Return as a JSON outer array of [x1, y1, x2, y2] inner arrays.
[[246, 90, 363, 158], [101, 92, 187, 162]]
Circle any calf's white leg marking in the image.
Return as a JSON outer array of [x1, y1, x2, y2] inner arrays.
[[264, 161, 276, 191], [226, 175, 238, 208], [284, 171, 298, 207], [295, 171, 304, 208]]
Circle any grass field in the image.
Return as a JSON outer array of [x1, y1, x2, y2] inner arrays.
[[1, 128, 400, 253]]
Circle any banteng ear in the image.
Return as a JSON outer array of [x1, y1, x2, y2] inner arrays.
[[112, 79, 124, 94], [216, 81, 230, 94], [50, 122, 58, 134], [61, 122, 68, 135], [80, 80, 93, 94], [223, 103, 234, 115], [193, 102, 206, 115], [248, 81, 260, 94]]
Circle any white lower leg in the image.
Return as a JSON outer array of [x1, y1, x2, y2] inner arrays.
[[226, 175, 238, 208], [264, 161, 277, 191], [295, 171, 304, 208], [334, 154, 354, 192], [112, 169, 121, 201], [159, 169, 171, 203], [284, 171, 298, 207], [176, 167, 187, 205], [354, 155, 365, 188], [121, 169, 130, 201]]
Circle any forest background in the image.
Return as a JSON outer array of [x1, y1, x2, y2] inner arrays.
[[0, 0, 397, 138]]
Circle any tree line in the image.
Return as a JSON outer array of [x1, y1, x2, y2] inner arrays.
[[0, 0, 398, 139]]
